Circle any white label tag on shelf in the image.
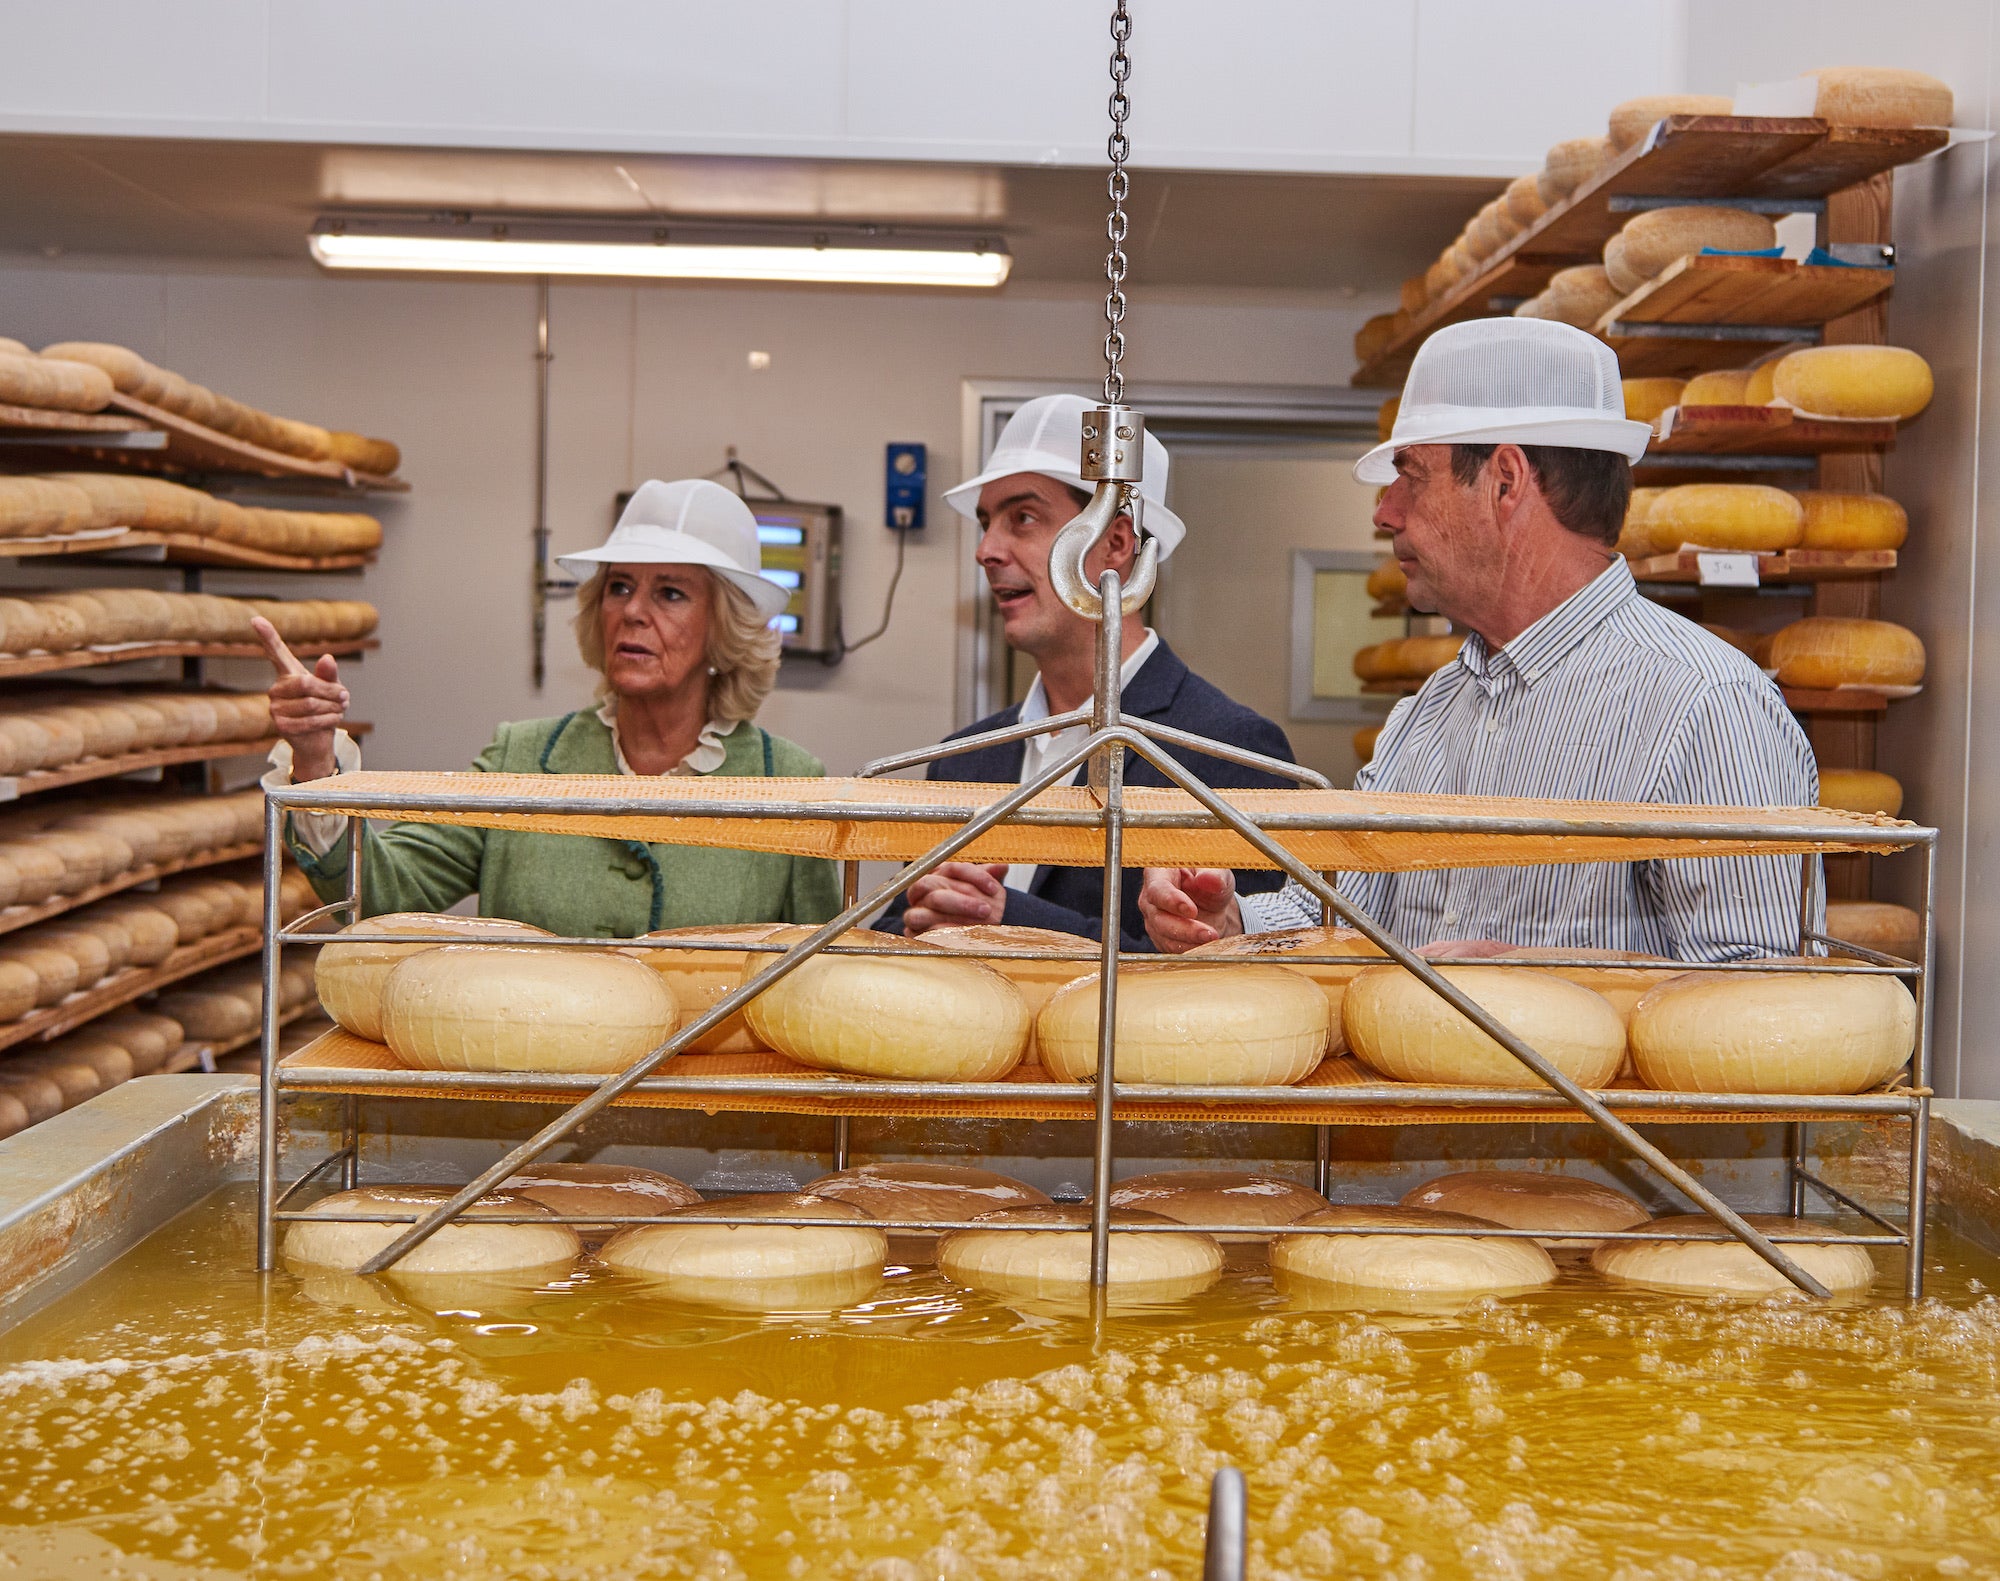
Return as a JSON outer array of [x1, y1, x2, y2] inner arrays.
[[1696, 552, 1760, 588]]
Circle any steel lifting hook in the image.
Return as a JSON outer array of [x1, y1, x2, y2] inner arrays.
[[1050, 402, 1159, 619]]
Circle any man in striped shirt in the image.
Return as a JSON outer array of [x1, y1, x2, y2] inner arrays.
[[1139, 319, 1818, 963]]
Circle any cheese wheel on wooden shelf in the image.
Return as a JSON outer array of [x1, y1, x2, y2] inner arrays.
[[742, 925, 1029, 1082], [1819, 768, 1903, 817], [1645, 484, 1805, 552], [42, 1033, 133, 1089], [153, 986, 257, 1042], [94, 1010, 183, 1074], [1185, 926, 1384, 1028], [1354, 313, 1399, 363], [1630, 967, 1914, 1093], [628, 922, 790, 1056], [1745, 359, 1783, 406], [1365, 557, 1407, 602], [41, 341, 163, 399], [1398, 275, 1426, 315], [501, 1162, 702, 1239], [84, 901, 177, 966], [1810, 67, 1953, 129], [1794, 491, 1907, 551], [805, 1162, 1051, 1230], [1107, 1170, 1329, 1242], [326, 431, 402, 475], [1352, 634, 1464, 682], [285, 1185, 581, 1278], [600, 1193, 886, 1312], [0, 1069, 61, 1123], [1037, 961, 1329, 1086], [1537, 136, 1611, 203], [314, 911, 556, 1040], [1353, 725, 1380, 764], [1606, 94, 1734, 150], [382, 943, 679, 1074], [1273, 1205, 1558, 1297], [0, 477, 94, 539], [1616, 206, 1778, 282], [923, 923, 1095, 1066], [1504, 172, 1547, 227], [1592, 1213, 1875, 1295], [1602, 231, 1648, 297], [5, 1053, 98, 1108], [1616, 488, 1662, 558], [1400, 1170, 1649, 1249], [0, 942, 80, 1004], [53, 916, 129, 971], [0, 959, 37, 1021], [1770, 616, 1924, 688], [939, 1205, 1221, 1301], [1824, 901, 1922, 962], [1342, 964, 1626, 1089], [1772, 345, 1934, 421], [1540, 264, 1621, 329], [0, 843, 65, 905], [0, 1090, 26, 1139], [1622, 378, 1684, 426]]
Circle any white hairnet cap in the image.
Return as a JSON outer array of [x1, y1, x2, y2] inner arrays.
[[944, 392, 1186, 557], [557, 478, 790, 619], [1354, 318, 1652, 485]]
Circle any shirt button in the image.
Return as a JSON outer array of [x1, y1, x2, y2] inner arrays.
[[1485, 716, 1500, 734], [1443, 911, 1460, 927]]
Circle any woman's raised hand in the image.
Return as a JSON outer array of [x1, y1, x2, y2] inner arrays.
[[253, 616, 348, 782]]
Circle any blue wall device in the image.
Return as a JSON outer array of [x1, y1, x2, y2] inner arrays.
[[885, 442, 926, 531]]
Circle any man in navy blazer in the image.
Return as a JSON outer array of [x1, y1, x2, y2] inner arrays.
[[884, 394, 1298, 951]]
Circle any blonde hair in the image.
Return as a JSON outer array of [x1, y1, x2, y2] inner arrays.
[[573, 567, 781, 727]]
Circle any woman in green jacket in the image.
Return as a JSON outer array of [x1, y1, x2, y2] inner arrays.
[[260, 478, 840, 935]]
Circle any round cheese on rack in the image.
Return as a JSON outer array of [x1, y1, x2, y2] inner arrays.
[[0, 958, 38, 1021], [923, 923, 1096, 1065], [1365, 557, 1407, 602], [1592, 1213, 1875, 1294], [283, 1184, 581, 1277], [1809, 67, 1953, 129], [1606, 94, 1734, 150], [600, 1193, 886, 1311], [1272, 1205, 1558, 1296], [1616, 205, 1777, 282], [93, 1009, 183, 1074], [381, 944, 679, 1075], [315, 912, 553, 1041], [1824, 901, 1922, 963], [1602, 232, 1648, 297], [41, 1033, 133, 1089], [1353, 634, 1464, 682], [1621, 377, 1684, 426], [0, 842, 65, 905], [1793, 491, 1908, 551], [5, 1052, 98, 1108], [1399, 1170, 1649, 1249], [1628, 968, 1915, 1094], [805, 1162, 1051, 1231], [938, 1205, 1221, 1301], [1772, 345, 1934, 421], [1186, 926, 1384, 1028], [1342, 964, 1626, 1089], [1504, 173, 1547, 227], [1818, 768, 1903, 817], [1353, 313, 1399, 365], [0, 1091, 26, 1140], [1769, 616, 1925, 688], [501, 1162, 701, 1240], [0, 942, 80, 1005], [630, 922, 793, 1056], [153, 985, 257, 1043], [1681, 369, 1755, 408], [741, 926, 1030, 1082], [1037, 961, 1329, 1086], [1536, 136, 1611, 203], [1107, 1170, 1329, 1242], [1644, 484, 1805, 553], [1539, 264, 1621, 329]]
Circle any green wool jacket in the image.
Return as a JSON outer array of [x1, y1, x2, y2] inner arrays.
[[288, 711, 842, 937]]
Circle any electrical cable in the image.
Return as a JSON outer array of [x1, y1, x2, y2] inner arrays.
[[830, 527, 907, 661]]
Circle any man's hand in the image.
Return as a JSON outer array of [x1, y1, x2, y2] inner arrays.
[[1138, 867, 1242, 953], [902, 863, 1009, 935], [254, 616, 348, 783]]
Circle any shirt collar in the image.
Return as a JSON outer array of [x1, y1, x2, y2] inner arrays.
[[1458, 558, 1635, 688], [595, 700, 732, 776], [1017, 627, 1160, 726]]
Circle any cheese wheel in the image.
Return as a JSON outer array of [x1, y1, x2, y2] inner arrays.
[[742, 926, 1029, 1082], [0, 942, 80, 1004], [41, 341, 162, 399], [315, 912, 553, 1041], [1646, 484, 1804, 552], [0, 1090, 27, 1140], [805, 1162, 1051, 1231], [1185, 926, 1384, 1030], [1824, 901, 1922, 963], [1365, 557, 1407, 602], [1630, 968, 1914, 1094], [1466, 198, 1521, 259], [0, 959, 38, 1021], [1771, 345, 1934, 421], [1342, 964, 1626, 1089], [1616, 487, 1663, 558], [938, 1205, 1221, 1302], [0, 1070, 62, 1123], [1353, 725, 1380, 765], [600, 1193, 886, 1312], [93, 1009, 182, 1073], [1107, 1170, 1329, 1242], [1503, 173, 1547, 228], [1602, 232, 1648, 297], [1769, 616, 1924, 688], [1537, 136, 1611, 203], [1793, 491, 1908, 551], [152, 987, 256, 1042], [0, 843, 65, 905], [1819, 768, 1903, 817], [381, 944, 680, 1074], [42, 1033, 133, 1089], [1617, 206, 1778, 281], [284, 1184, 581, 1277], [1744, 360, 1780, 406], [1540, 264, 1621, 329], [1398, 274, 1426, 315], [500, 1162, 701, 1239], [34, 924, 111, 987], [628, 922, 791, 1056], [1810, 67, 1954, 129], [5, 1054, 98, 1108], [1607, 94, 1734, 150], [326, 432, 402, 476], [0, 478, 94, 540], [1400, 1170, 1649, 1250], [1038, 961, 1329, 1086], [1353, 634, 1464, 682], [1273, 1205, 1558, 1296], [56, 915, 131, 970], [1354, 312, 1401, 365], [1592, 1213, 1875, 1295], [922, 923, 1095, 1066], [0, 717, 55, 775], [1622, 377, 1685, 426]]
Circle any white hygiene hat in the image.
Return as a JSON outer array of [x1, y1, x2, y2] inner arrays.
[[557, 478, 790, 620], [944, 392, 1187, 557], [1354, 318, 1652, 485]]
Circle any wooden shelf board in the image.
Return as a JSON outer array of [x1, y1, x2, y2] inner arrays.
[[0, 925, 260, 1053], [102, 393, 408, 492], [0, 737, 282, 802], [1782, 686, 1900, 715], [0, 529, 373, 572], [1358, 678, 1427, 695], [1603, 254, 1894, 333], [1354, 117, 1946, 387], [1650, 404, 1898, 456], [0, 840, 260, 940], [1630, 548, 1896, 585], [0, 402, 147, 435], [0, 637, 377, 681]]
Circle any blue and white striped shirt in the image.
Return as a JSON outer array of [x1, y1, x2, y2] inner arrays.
[[1241, 559, 1820, 961]]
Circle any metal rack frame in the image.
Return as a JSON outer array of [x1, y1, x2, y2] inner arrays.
[[253, 546, 1937, 1300]]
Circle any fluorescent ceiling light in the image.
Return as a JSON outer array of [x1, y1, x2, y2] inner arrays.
[[310, 215, 1010, 288]]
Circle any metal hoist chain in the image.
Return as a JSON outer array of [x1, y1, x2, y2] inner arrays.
[[1102, 0, 1133, 404]]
